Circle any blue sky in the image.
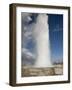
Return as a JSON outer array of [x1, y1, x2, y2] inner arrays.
[[48, 14, 63, 63], [22, 13, 63, 64]]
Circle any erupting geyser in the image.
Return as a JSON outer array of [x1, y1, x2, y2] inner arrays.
[[33, 14, 53, 67]]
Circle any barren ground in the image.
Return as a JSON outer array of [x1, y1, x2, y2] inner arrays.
[[21, 64, 63, 77]]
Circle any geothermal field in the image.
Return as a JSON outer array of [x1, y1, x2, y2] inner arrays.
[[21, 63, 63, 77], [21, 13, 63, 77]]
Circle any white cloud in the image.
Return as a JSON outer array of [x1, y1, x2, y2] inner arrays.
[[22, 22, 35, 46], [22, 13, 35, 48], [22, 48, 35, 59], [27, 16, 32, 22], [24, 32, 32, 38], [22, 13, 32, 23], [23, 26, 27, 31]]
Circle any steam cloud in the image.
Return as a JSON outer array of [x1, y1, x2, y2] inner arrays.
[[22, 13, 53, 67], [33, 14, 53, 67]]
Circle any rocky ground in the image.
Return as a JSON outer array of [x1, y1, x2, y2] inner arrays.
[[21, 64, 63, 77]]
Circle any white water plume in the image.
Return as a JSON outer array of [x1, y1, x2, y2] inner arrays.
[[33, 14, 53, 67]]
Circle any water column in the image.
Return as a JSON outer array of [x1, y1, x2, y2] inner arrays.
[[33, 14, 53, 67]]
